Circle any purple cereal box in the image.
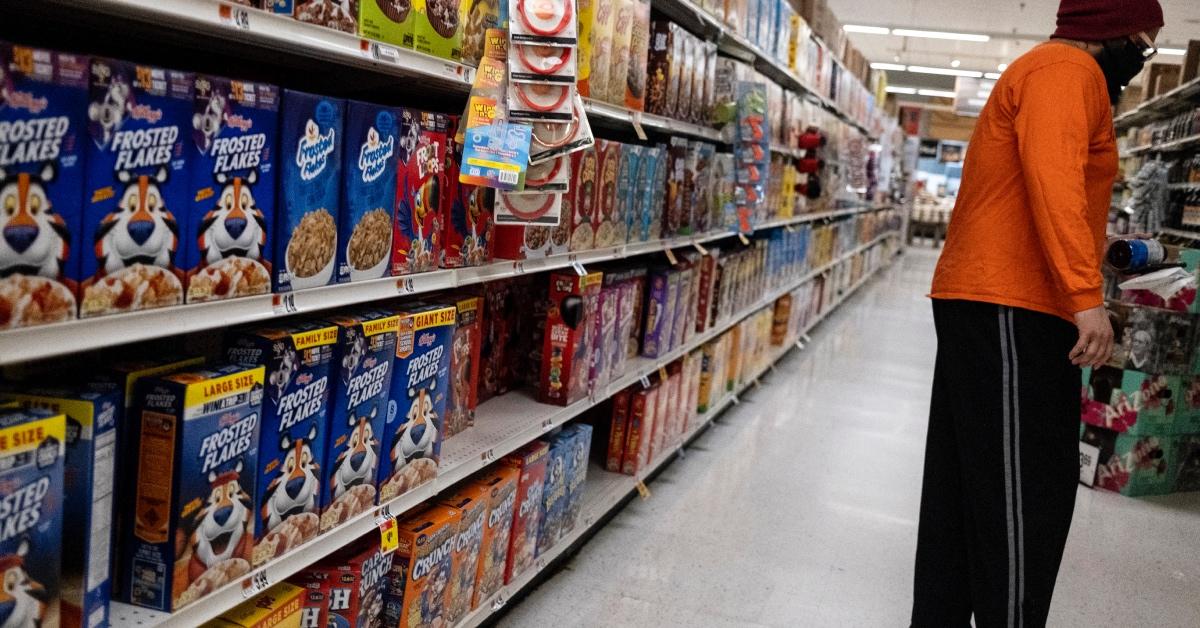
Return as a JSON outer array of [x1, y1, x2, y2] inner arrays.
[[641, 268, 671, 358]]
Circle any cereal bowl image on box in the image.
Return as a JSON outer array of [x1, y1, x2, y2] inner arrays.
[[277, 91, 342, 292], [340, 101, 398, 283]]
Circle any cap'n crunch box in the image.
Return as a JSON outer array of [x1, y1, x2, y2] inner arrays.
[[186, 76, 277, 303], [276, 90, 342, 292], [225, 321, 337, 565], [440, 294, 482, 439], [622, 384, 658, 475], [559, 423, 592, 536], [536, 435, 570, 556], [2, 384, 119, 628], [82, 59, 192, 317], [320, 309, 398, 531], [339, 100, 398, 283], [469, 465, 517, 608], [122, 364, 264, 612], [385, 504, 460, 628], [502, 440, 549, 583], [0, 43, 88, 329], [0, 408, 65, 628], [436, 483, 488, 624], [539, 271, 604, 406], [378, 303, 454, 502], [318, 541, 391, 628], [607, 389, 631, 472], [592, 140, 621, 249], [393, 109, 445, 275]]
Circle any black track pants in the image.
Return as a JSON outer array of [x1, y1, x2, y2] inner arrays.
[[911, 299, 1082, 628]]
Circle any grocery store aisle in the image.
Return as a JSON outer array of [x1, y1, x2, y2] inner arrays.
[[497, 249, 1200, 628]]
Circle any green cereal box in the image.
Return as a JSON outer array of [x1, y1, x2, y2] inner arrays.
[[360, 0, 417, 49], [413, 0, 466, 61]]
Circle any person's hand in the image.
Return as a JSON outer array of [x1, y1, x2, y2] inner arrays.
[[1070, 305, 1114, 368]]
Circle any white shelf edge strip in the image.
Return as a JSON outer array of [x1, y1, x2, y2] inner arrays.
[[108, 230, 899, 627], [0, 206, 892, 365]]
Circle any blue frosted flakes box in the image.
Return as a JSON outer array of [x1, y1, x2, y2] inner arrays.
[[3, 385, 120, 628], [275, 90, 342, 292], [535, 434, 569, 557], [379, 303, 454, 503], [185, 76, 278, 303], [81, 59, 192, 318], [225, 321, 338, 565], [122, 364, 264, 612], [0, 43, 89, 329], [0, 407, 65, 628], [338, 100, 398, 283], [558, 423, 592, 539], [320, 309, 398, 532]]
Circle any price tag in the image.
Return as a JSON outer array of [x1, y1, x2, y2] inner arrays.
[[372, 42, 401, 64], [795, 340, 805, 350], [481, 448, 495, 463], [692, 241, 708, 255], [572, 261, 587, 276], [738, 233, 751, 245], [657, 366, 668, 381], [272, 293, 298, 315], [513, 260, 527, 274], [753, 378, 762, 389], [492, 592, 507, 611], [378, 514, 399, 555], [639, 375, 651, 388], [541, 417, 554, 432], [241, 571, 270, 598], [730, 394, 740, 406], [664, 248, 679, 265], [536, 556, 547, 572], [802, 333, 812, 343], [219, 4, 251, 30], [397, 277, 417, 294], [631, 111, 649, 141], [635, 480, 651, 499]]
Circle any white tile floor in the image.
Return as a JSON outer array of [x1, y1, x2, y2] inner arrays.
[[496, 248, 1200, 628]]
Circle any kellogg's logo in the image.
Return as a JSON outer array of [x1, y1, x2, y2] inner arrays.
[[129, 103, 163, 124], [418, 332, 435, 348], [224, 112, 253, 132], [358, 127, 395, 183], [6, 90, 48, 114], [296, 118, 335, 181]]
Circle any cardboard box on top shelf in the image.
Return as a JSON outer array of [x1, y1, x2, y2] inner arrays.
[[1183, 41, 1200, 83], [1145, 63, 1181, 101]]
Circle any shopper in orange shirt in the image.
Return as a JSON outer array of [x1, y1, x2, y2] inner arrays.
[[912, 1, 1164, 627]]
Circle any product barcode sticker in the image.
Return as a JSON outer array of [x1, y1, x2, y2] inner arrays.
[[631, 112, 649, 141], [639, 375, 651, 388], [372, 42, 401, 63], [241, 571, 270, 598], [397, 277, 416, 294], [738, 233, 751, 245], [481, 448, 495, 462], [492, 592, 507, 610], [795, 340, 805, 350], [730, 394, 740, 406], [272, 293, 298, 315], [219, 4, 251, 30], [541, 417, 554, 432], [635, 480, 651, 499], [513, 260, 526, 274], [378, 514, 399, 555], [572, 261, 587, 276], [664, 248, 679, 265], [498, 170, 520, 185]]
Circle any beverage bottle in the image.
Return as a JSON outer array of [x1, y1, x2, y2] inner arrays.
[[1106, 238, 1165, 272]]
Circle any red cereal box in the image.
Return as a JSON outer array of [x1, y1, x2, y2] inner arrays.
[[695, 251, 717, 333], [607, 389, 632, 472], [393, 109, 446, 275], [622, 384, 659, 475], [469, 465, 518, 608], [502, 441, 549, 583], [438, 294, 482, 439], [567, 146, 599, 252], [385, 504, 461, 628], [539, 271, 604, 406], [442, 116, 494, 268], [319, 542, 391, 628], [437, 483, 488, 624], [665, 361, 684, 446], [290, 570, 332, 628]]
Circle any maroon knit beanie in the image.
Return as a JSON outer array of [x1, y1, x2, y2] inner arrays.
[[1053, 0, 1164, 41]]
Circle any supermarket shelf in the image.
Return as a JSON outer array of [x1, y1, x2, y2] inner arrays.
[[107, 230, 899, 627], [1159, 227, 1200, 242], [0, 208, 891, 365], [1124, 133, 1200, 156], [583, 98, 724, 143], [34, 0, 475, 90], [1168, 182, 1200, 191], [1114, 77, 1200, 129]]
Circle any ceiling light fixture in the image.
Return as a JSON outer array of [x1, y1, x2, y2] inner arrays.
[[885, 86, 918, 95], [843, 24, 890, 35], [918, 88, 958, 98], [870, 62, 908, 71], [951, 59, 961, 67], [1159, 48, 1186, 56], [907, 65, 985, 78], [984, 72, 1002, 79], [892, 28, 990, 42]]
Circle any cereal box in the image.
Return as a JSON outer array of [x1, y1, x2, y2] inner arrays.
[[478, 279, 512, 403], [634, 146, 659, 242], [559, 423, 592, 535], [360, 0, 417, 49], [641, 268, 671, 358], [682, 349, 703, 434], [320, 309, 398, 531], [607, 0, 635, 106], [122, 364, 264, 612], [592, 140, 621, 249], [536, 435, 570, 556], [671, 264, 693, 349], [385, 505, 460, 628], [461, 0, 500, 66], [276, 90, 343, 292], [339, 101, 398, 283], [0, 43, 88, 329], [588, 0, 616, 101], [82, 59, 192, 317], [0, 407, 65, 628], [663, 136, 687, 237], [576, 0, 595, 96], [295, 0, 359, 33], [291, 570, 331, 628], [652, 366, 672, 455], [2, 385, 119, 628], [442, 118, 493, 268], [566, 145, 598, 252], [644, 20, 673, 116], [540, 271, 604, 406], [206, 581, 304, 628], [394, 109, 445, 275], [225, 321, 338, 564], [624, 0, 651, 111], [378, 303, 454, 502], [606, 389, 631, 472], [502, 440, 549, 583], [318, 542, 391, 628], [438, 294, 482, 439], [616, 145, 640, 244], [591, 283, 619, 390], [185, 76, 277, 304], [469, 465, 517, 608], [436, 483, 487, 623], [414, 0, 466, 61], [622, 384, 658, 475]]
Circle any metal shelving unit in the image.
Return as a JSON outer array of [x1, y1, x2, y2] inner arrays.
[[1114, 77, 1200, 129], [583, 98, 726, 143], [1123, 133, 1200, 156], [107, 231, 901, 627]]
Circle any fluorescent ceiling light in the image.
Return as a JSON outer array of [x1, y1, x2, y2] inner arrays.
[[844, 24, 890, 35], [885, 86, 918, 95], [908, 65, 984, 78], [870, 62, 907, 71], [984, 72, 1002, 79], [1159, 48, 1185, 56], [892, 28, 990, 42], [918, 89, 958, 98]]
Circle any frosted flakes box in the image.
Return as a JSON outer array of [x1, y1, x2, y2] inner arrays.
[[559, 423, 592, 536], [276, 90, 342, 292], [502, 440, 548, 583], [468, 464, 516, 608], [122, 364, 264, 612], [338, 100, 398, 283], [0, 407, 65, 628], [185, 76, 277, 303], [385, 504, 460, 628], [393, 109, 445, 275], [436, 482, 487, 623], [0, 43, 88, 329], [378, 304, 454, 502], [319, 309, 397, 531], [2, 385, 120, 628], [82, 59, 192, 317], [225, 321, 338, 565], [535, 434, 569, 556]]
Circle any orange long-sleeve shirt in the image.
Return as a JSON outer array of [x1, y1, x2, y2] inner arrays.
[[930, 42, 1118, 322]]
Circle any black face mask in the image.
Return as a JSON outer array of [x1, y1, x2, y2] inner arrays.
[[1094, 38, 1149, 105]]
